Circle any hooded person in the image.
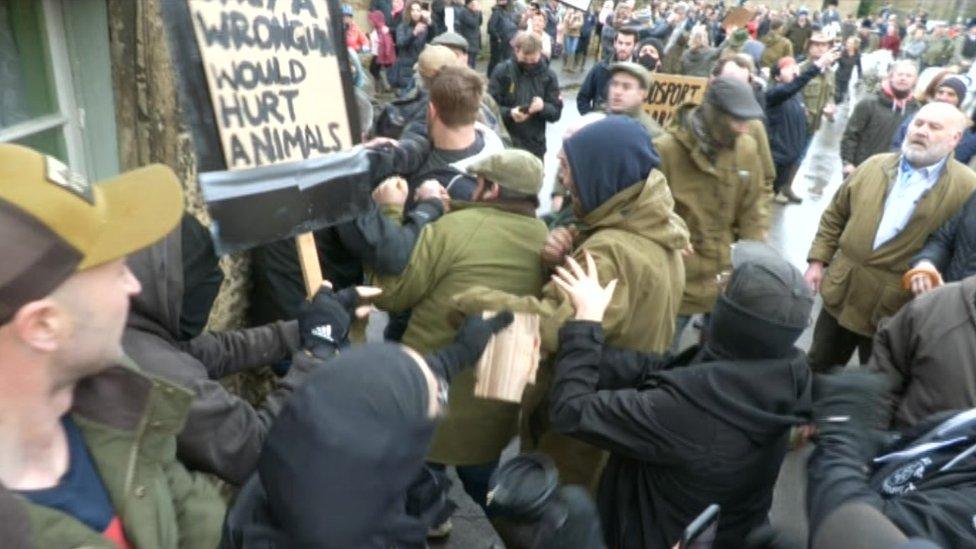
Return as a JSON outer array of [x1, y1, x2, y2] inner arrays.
[[636, 36, 664, 72], [125, 214, 365, 485], [546, 241, 814, 549], [454, 116, 690, 489], [221, 314, 513, 548]]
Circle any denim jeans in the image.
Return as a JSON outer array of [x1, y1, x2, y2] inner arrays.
[[564, 35, 580, 56]]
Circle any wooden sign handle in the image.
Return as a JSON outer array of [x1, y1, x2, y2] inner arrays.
[[296, 232, 324, 298]]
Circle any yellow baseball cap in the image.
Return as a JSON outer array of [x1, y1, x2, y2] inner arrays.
[[0, 144, 183, 321]]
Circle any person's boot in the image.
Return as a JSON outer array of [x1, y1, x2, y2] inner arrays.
[[575, 51, 585, 71], [562, 53, 574, 72], [783, 186, 804, 204], [378, 70, 392, 94]]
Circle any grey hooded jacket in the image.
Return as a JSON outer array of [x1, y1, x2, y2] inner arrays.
[[124, 226, 304, 485]]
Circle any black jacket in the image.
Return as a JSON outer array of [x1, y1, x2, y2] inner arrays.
[[487, 5, 519, 62], [576, 61, 611, 115], [247, 137, 433, 325], [765, 64, 822, 166], [549, 322, 812, 549], [834, 50, 861, 89], [454, 6, 483, 53], [391, 23, 428, 88], [808, 408, 976, 548], [913, 190, 976, 283], [488, 59, 562, 157]]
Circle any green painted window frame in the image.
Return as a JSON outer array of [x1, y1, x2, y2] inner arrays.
[[0, 0, 119, 181]]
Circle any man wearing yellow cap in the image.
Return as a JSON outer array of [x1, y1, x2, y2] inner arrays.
[[0, 144, 224, 547]]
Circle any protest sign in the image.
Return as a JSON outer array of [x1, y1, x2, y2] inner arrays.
[[474, 312, 541, 403], [722, 7, 754, 30], [643, 73, 708, 128], [189, 0, 355, 169], [163, 0, 367, 295]]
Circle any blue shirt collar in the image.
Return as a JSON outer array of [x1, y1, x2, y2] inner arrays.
[[899, 155, 948, 180]]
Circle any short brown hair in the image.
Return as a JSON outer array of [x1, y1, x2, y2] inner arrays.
[[428, 65, 484, 128], [513, 31, 542, 55], [712, 53, 755, 77]]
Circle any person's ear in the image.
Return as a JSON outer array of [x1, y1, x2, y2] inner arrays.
[[428, 102, 439, 124], [9, 300, 67, 353]]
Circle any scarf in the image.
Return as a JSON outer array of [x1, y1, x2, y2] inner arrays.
[[882, 80, 911, 114]]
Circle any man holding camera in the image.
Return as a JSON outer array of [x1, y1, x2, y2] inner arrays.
[[488, 32, 563, 160]]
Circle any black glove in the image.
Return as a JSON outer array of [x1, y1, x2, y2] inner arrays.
[[297, 286, 360, 358], [424, 311, 514, 382], [812, 370, 893, 434]]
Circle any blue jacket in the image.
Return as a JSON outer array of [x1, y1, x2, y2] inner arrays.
[[765, 64, 822, 165], [577, 62, 611, 115]]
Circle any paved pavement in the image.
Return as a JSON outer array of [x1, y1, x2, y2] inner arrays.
[[374, 61, 857, 546]]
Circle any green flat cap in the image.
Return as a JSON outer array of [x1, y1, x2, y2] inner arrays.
[[467, 149, 543, 195], [609, 61, 651, 89]]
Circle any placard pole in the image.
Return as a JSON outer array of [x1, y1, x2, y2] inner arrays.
[[296, 233, 324, 297]]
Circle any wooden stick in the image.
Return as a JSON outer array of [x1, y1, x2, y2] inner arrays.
[[296, 232, 324, 298]]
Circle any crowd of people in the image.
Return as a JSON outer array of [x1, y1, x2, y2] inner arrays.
[[7, 1, 976, 549]]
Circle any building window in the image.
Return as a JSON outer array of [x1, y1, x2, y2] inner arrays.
[[1, 0, 90, 174]]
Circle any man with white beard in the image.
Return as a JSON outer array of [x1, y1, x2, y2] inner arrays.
[[803, 102, 976, 372]]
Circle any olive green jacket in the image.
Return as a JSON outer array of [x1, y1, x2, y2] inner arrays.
[[453, 171, 689, 488], [632, 108, 665, 140], [16, 362, 225, 548], [370, 202, 548, 465], [760, 33, 794, 70], [655, 106, 769, 315], [748, 118, 776, 216], [809, 153, 976, 337], [454, 170, 690, 355], [922, 36, 954, 67], [799, 60, 835, 134]]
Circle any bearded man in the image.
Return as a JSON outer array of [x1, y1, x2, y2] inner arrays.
[[804, 102, 976, 372], [841, 60, 920, 177]]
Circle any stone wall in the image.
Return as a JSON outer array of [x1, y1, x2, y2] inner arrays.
[[106, 0, 250, 332]]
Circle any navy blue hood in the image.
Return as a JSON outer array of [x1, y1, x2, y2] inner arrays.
[[562, 116, 661, 215]]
